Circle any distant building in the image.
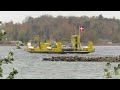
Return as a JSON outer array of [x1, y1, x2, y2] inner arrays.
[[9, 41, 22, 45], [9, 41, 16, 44], [107, 42, 112, 44], [99, 39, 112, 43]]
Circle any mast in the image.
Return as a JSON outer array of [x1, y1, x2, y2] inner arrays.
[[79, 26, 82, 50], [39, 32, 40, 48]]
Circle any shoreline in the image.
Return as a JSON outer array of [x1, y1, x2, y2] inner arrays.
[[0, 44, 26, 46], [0, 43, 120, 46], [81, 43, 120, 46]]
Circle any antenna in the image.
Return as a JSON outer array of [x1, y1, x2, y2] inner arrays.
[[39, 32, 40, 48], [0, 21, 2, 28]]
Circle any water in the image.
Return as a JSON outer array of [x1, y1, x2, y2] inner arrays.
[[0, 46, 120, 79]]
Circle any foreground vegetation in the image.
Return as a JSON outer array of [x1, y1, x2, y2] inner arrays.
[[104, 63, 120, 79], [0, 26, 18, 79]]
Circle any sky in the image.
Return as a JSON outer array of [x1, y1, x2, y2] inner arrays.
[[0, 11, 120, 23]]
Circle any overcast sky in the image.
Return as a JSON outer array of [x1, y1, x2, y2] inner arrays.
[[0, 11, 120, 23]]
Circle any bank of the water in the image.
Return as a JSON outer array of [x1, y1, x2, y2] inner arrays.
[[1, 42, 120, 46], [0, 44, 27, 46], [82, 43, 120, 46], [0, 44, 15, 46]]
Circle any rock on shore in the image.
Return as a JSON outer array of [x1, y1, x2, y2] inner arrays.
[[43, 55, 120, 62]]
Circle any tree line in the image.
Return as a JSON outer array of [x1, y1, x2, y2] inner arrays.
[[1, 14, 120, 44]]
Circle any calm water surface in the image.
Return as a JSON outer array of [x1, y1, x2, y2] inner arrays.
[[0, 46, 120, 79]]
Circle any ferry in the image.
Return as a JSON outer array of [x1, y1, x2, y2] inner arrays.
[[26, 34, 95, 54]]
